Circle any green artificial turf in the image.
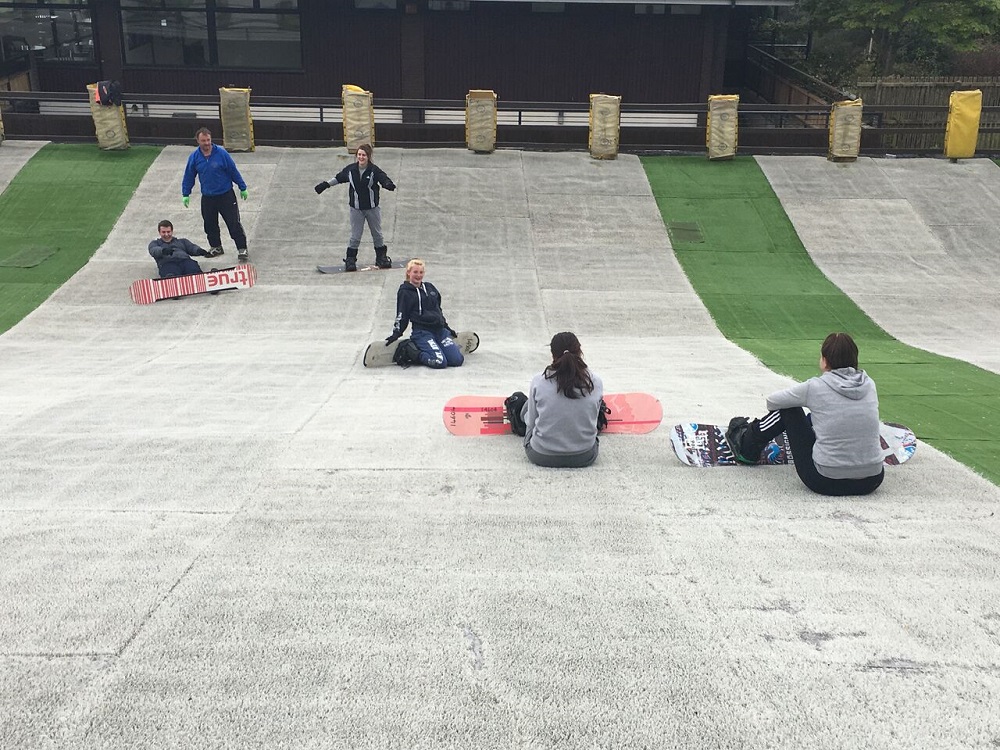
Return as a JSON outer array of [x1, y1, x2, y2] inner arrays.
[[641, 155, 1000, 486], [0, 143, 161, 334]]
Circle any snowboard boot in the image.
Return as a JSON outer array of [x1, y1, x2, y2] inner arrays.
[[374, 246, 392, 269], [207, 246, 225, 258], [237, 248, 249, 262], [725, 416, 767, 465], [343, 248, 358, 272]]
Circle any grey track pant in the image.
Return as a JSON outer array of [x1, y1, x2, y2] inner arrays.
[[348, 206, 384, 249]]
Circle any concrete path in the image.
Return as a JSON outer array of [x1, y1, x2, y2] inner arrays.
[[1, 147, 998, 749]]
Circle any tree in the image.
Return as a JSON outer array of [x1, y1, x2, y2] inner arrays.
[[801, 0, 1000, 75]]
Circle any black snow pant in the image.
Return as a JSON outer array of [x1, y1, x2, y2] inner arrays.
[[756, 407, 884, 497], [201, 188, 247, 251]]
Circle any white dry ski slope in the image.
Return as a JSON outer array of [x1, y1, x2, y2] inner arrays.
[[0, 147, 997, 749]]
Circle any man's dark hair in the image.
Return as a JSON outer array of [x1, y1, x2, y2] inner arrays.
[[157, 219, 173, 230], [821, 332, 859, 370], [195, 126, 212, 139]]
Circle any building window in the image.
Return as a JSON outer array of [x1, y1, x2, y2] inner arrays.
[[0, 2, 94, 64], [120, 0, 301, 70], [427, 0, 469, 10]]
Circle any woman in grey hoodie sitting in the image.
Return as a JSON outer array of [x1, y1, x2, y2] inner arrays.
[[508, 332, 604, 469], [725, 332, 884, 496]]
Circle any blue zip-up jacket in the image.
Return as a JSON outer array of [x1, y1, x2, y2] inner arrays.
[[392, 281, 449, 336], [325, 162, 395, 210], [182, 144, 247, 198]]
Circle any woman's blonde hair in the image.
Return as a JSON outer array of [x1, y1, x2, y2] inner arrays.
[[405, 258, 425, 282]]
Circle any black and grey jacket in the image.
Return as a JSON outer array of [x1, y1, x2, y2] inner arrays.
[[147, 237, 208, 270], [325, 162, 395, 210], [392, 282, 450, 336]]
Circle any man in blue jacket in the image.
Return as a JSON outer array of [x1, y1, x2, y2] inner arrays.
[[181, 127, 250, 261]]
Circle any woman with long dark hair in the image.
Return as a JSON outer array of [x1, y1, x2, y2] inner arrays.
[[508, 332, 604, 468]]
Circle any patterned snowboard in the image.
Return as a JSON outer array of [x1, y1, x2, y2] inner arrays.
[[444, 392, 663, 436], [317, 259, 408, 274], [130, 264, 256, 304], [669, 421, 917, 467], [364, 330, 479, 368]]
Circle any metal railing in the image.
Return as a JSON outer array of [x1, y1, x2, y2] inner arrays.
[[2, 90, 999, 155]]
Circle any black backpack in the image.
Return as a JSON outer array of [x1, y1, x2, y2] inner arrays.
[[504, 391, 528, 436], [95, 80, 123, 107], [392, 339, 421, 368], [597, 398, 610, 432]]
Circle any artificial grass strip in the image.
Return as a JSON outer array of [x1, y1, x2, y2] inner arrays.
[[642, 155, 1000, 486], [0, 143, 161, 334]]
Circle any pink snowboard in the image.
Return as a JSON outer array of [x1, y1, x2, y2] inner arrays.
[[443, 392, 662, 436]]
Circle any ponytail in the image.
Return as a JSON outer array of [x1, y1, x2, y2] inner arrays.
[[544, 332, 594, 399]]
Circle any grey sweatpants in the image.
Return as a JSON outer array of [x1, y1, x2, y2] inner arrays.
[[524, 438, 599, 468], [348, 206, 384, 249]]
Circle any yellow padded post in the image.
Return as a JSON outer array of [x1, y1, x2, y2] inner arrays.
[[707, 94, 739, 160], [944, 89, 982, 160], [589, 93, 621, 160], [87, 83, 129, 150], [219, 87, 255, 152], [828, 98, 863, 161], [466, 90, 497, 153], [342, 85, 375, 154]]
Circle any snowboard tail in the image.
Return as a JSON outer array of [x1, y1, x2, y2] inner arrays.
[[130, 264, 256, 304]]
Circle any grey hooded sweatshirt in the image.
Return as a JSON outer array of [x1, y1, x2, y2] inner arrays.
[[765, 367, 882, 480]]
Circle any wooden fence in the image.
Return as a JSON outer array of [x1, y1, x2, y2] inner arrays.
[[855, 78, 1000, 152]]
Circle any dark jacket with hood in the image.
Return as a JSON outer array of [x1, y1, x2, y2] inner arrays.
[[326, 162, 395, 210], [392, 281, 450, 337]]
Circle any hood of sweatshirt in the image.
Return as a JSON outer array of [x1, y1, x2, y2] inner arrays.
[[819, 367, 873, 401]]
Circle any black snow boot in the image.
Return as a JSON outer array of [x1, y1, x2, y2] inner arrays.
[[725, 416, 766, 465], [374, 245, 392, 269], [343, 248, 358, 272]]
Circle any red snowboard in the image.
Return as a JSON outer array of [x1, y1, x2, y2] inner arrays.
[[443, 392, 662, 436], [129, 264, 257, 304]]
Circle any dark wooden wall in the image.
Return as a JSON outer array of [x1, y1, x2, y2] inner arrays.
[[36, 0, 737, 103]]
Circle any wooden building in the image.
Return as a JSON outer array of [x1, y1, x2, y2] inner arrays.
[[1, 0, 794, 103]]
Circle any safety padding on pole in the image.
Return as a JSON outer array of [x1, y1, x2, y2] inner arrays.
[[944, 89, 982, 160], [87, 83, 129, 150], [828, 98, 863, 161], [219, 87, 254, 152], [706, 94, 739, 160], [342, 84, 375, 154], [589, 94, 621, 160], [466, 90, 497, 153]]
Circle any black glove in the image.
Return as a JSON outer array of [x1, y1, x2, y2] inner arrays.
[[384, 184, 396, 191], [447, 327, 457, 337], [385, 332, 401, 346], [314, 181, 330, 194], [160, 249, 173, 259]]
